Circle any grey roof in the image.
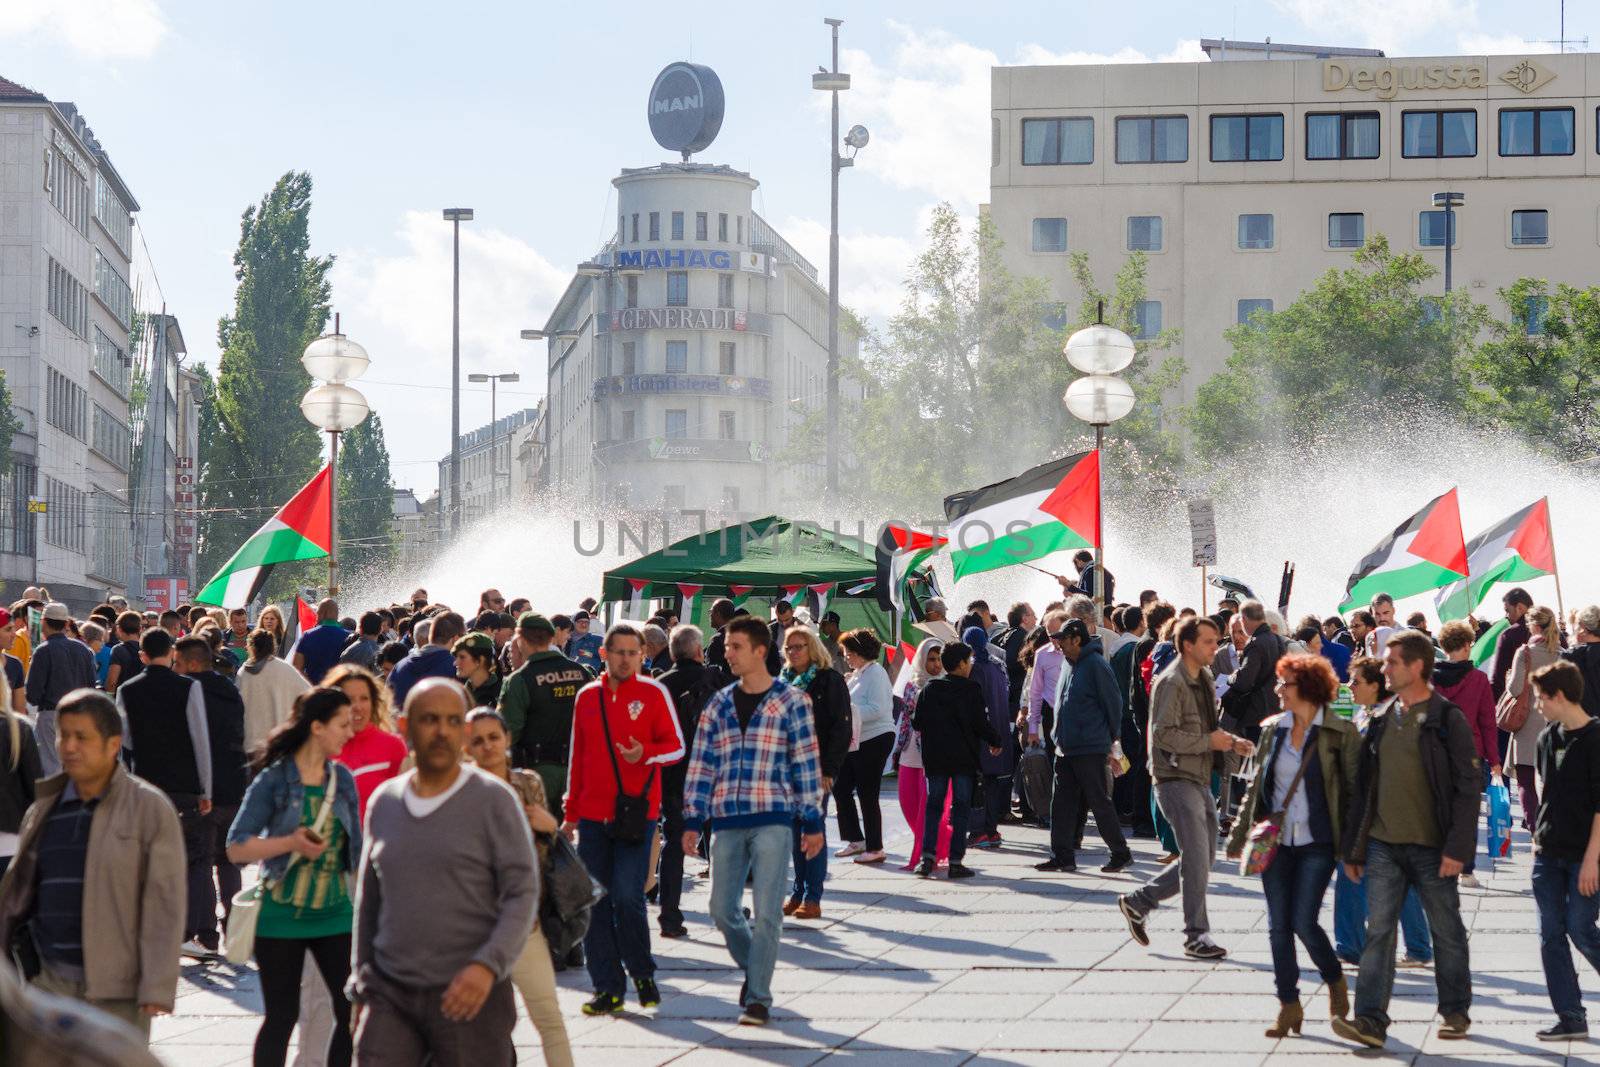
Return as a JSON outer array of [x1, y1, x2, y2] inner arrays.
[[1200, 38, 1385, 59]]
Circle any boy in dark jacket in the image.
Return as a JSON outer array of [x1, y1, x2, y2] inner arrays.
[[912, 642, 1001, 880]]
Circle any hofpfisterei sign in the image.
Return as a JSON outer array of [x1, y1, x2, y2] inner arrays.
[[594, 374, 771, 399], [648, 62, 725, 156]]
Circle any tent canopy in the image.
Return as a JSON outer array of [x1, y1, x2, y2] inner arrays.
[[601, 515, 885, 601]]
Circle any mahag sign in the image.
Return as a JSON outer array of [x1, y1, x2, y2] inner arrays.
[[648, 62, 725, 156], [614, 248, 734, 270]]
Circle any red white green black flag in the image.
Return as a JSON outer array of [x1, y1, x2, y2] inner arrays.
[[196, 466, 332, 608]]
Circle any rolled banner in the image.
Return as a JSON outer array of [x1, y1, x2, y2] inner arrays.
[[808, 581, 836, 619], [626, 578, 651, 617], [676, 582, 704, 620]]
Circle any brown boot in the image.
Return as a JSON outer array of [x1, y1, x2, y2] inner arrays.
[[1265, 1000, 1304, 1038], [1327, 976, 1350, 1019], [793, 902, 822, 920], [781, 898, 801, 916]]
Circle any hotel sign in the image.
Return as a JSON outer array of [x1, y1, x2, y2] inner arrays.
[[602, 307, 766, 334], [1322, 59, 1555, 100]]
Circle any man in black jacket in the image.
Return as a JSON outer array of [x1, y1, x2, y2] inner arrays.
[[1334, 629, 1480, 1050], [912, 642, 1001, 880], [1563, 605, 1600, 719], [25, 603, 97, 775], [1218, 600, 1284, 821], [174, 637, 247, 956], [655, 625, 728, 938]]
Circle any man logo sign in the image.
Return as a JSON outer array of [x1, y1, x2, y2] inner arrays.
[[648, 62, 725, 159]]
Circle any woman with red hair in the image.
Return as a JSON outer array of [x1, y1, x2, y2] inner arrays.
[[1228, 653, 1362, 1039]]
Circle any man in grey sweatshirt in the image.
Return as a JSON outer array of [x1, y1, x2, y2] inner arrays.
[[350, 678, 537, 1067]]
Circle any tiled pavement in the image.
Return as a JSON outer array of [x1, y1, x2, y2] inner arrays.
[[155, 804, 1583, 1065]]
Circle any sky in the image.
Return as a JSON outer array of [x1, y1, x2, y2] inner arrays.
[[2, 0, 1589, 496]]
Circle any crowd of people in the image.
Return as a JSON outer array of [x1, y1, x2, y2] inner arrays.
[[0, 567, 1598, 1062]]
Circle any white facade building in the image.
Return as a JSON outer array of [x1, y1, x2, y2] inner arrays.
[[437, 404, 544, 528], [0, 77, 141, 607], [988, 45, 1600, 405], [540, 162, 861, 515]]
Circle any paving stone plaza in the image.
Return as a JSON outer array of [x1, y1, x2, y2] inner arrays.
[[154, 809, 1578, 1066]]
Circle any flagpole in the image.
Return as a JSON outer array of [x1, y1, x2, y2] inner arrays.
[[1093, 432, 1104, 612], [328, 429, 340, 597], [1550, 506, 1569, 635]]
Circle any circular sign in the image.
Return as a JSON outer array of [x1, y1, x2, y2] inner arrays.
[[647, 62, 724, 156]]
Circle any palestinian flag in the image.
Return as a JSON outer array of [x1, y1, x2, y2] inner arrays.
[[728, 584, 754, 607], [1435, 498, 1556, 621], [943, 451, 1097, 582], [1471, 618, 1509, 669], [874, 523, 948, 612], [844, 578, 875, 597], [196, 466, 332, 608], [1337, 488, 1468, 612]]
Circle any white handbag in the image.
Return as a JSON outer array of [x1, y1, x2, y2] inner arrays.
[[225, 767, 338, 964]]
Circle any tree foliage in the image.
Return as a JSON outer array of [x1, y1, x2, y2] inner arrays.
[[1185, 235, 1485, 457], [198, 172, 332, 591], [1469, 280, 1600, 461], [337, 413, 397, 574], [0, 372, 20, 477]]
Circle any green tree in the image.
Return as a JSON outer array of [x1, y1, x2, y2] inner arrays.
[[1469, 280, 1600, 461], [336, 413, 397, 573], [1185, 235, 1484, 457], [0, 371, 20, 477], [198, 172, 332, 591]]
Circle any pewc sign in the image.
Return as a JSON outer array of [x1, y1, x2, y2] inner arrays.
[[648, 62, 725, 159]]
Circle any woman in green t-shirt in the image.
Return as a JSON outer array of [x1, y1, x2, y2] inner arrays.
[[227, 687, 359, 1067]]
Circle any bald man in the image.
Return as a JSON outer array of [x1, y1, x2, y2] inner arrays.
[[350, 679, 537, 1066]]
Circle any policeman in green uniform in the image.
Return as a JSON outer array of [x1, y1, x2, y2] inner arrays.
[[497, 612, 592, 819]]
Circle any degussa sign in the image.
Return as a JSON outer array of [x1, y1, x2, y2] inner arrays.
[[1321, 58, 1556, 100]]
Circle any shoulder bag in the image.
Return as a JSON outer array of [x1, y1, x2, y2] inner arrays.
[[597, 696, 655, 845], [1240, 729, 1318, 877], [1495, 646, 1532, 733], [225, 765, 338, 964]]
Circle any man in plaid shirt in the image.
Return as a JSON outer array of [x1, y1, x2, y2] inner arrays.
[[682, 616, 825, 1026]]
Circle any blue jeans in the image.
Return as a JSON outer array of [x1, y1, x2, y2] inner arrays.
[[1261, 843, 1342, 1003], [1334, 866, 1432, 962], [790, 793, 829, 904], [1532, 853, 1600, 1025], [577, 819, 656, 996], [1353, 840, 1472, 1028], [709, 823, 791, 1009], [924, 773, 974, 866]]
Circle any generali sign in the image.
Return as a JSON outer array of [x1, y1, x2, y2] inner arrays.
[[1322, 58, 1556, 100]]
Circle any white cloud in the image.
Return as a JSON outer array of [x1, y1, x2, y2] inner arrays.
[[331, 211, 570, 490], [1270, 0, 1492, 50], [1455, 32, 1557, 55], [0, 0, 167, 59], [835, 24, 1204, 210], [777, 215, 918, 328]]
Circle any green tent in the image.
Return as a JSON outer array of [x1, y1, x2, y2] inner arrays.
[[600, 516, 929, 646]]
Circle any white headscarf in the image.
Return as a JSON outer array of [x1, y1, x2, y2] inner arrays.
[[894, 637, 944, 699]]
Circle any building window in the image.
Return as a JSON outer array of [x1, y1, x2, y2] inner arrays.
[[45, 144, 89, 233], [1511, 209, 1549, 246], [1210, 114, 1283, 161], [1420, 298, 1443, 325], [1021, 117, 1094, 165], [737, 216, 743, 244], [666, 271, 688, 307], [718, 213, 728, 241], [717, 273, 734, 308], [94, 174, 133, 253], [1127, 216, 1163, 252], [46, 258, 89, 338], [93, 250, 132, 328], [649, 212, 660, 241], [620, 341, 637, 376], [1525, 295, 1550, 336], [618, 213, 624, 241], [41, 476, 86, 554], [1031, 217, 1068, 253], [1237, 213, 1274, 250], [718, 411, 735, 440], [1402, 109, 1477, 158], [1133, 300, 1162, 339], [1419, 210, 1457, 247], [665, 410, 688, 439], [620, 410, 636, 440], [91, 404, 130, 469], [1328, 212, 1365, 249], [631, 213, 639, 242], [1115, 116, 1188, 163], [1237, 299, 1274, 325], [1499, 107, 1575, 157], [695, 212, 708, 241], [46, 366, 88, 440], [92, 327, 130, 396], [1306, 112, 1379, 160], [625, 274, 639, 308], [0, 462, 36, 557], [665, 340, 688, 373], [671, 211, 685, 240], [718, 341, 736, 375], [1040, 304, 1071, 332]]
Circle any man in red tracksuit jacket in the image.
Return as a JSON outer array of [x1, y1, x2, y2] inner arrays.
[[561, 622, 684, 1016]]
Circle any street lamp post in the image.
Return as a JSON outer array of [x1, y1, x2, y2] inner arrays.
[[814, 18, 868, 503], [300, 317, 371, 596], [443, 208, 474, 534], [1432, 191, 1464, 294], [467, 372, 521, 509], [1062, 316, 1136, 609]]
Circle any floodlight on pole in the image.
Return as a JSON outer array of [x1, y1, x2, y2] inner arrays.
[[1431, 191, 1465, 294], [1061, 313, 1138, 609], [300, 314, 370, 597]]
